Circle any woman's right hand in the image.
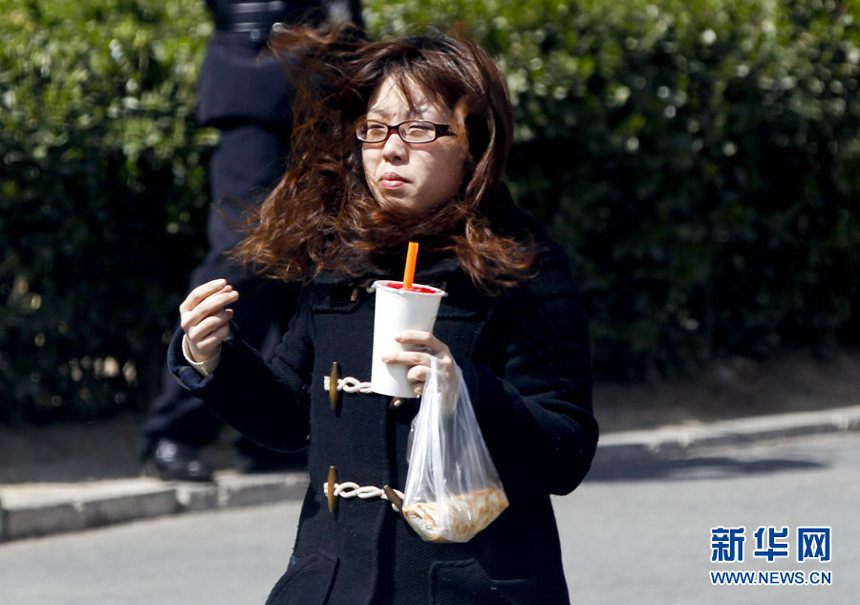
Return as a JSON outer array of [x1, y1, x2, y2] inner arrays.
[[179, 279, 239, 362]]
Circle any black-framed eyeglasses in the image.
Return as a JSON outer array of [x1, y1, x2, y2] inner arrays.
[[355, 120, 455, 144]]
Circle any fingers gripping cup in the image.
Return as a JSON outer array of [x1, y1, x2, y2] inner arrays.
[[371, 281, 447, 398]]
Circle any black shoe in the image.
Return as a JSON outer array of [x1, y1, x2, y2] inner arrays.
[[142, 438, 214, 482]]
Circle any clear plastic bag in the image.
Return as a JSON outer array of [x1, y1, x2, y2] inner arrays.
[[402, 357, 509, 543]]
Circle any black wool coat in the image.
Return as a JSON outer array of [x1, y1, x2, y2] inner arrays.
[[168, 198, 599, 605]]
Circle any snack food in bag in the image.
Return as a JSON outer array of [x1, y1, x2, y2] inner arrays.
[[402, 487, 509, 543], [402, 357, 508, 543]]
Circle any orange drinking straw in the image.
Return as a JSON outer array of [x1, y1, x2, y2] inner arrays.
[[403, 241, 419, 290]]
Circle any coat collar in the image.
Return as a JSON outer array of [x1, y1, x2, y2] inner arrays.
[[311, 254, 461, 289], [309, 182, 538, 289]]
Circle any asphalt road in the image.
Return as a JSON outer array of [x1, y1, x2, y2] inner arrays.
[[564, 431, 859, 605], [1, 432, 857, 605]]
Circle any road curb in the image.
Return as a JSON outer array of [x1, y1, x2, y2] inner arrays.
[[2, 405, 859, 543], [0, 473, 310, 543], [596, 404, 860, 463]]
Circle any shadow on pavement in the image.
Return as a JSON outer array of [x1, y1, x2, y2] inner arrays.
[[586, 453, 827, 483]]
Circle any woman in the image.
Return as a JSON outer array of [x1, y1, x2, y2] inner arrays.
[[170, 26, 598, 605]]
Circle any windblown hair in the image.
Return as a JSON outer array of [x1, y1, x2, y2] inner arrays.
[[231, 25, 537, 293]]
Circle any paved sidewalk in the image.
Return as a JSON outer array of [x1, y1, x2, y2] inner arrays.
[[2, 404, 859, 544]]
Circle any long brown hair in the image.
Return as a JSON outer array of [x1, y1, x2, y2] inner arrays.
[[232, 26, 536, 293]]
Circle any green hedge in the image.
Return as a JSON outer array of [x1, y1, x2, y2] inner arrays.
[[2, 0, 859, 422], [0, 0, 215, 422], [366, 0, 860, 379]]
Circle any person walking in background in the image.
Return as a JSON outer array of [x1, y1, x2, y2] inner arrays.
[[169, 26, 598, 604], [140, 0, 364, 481]]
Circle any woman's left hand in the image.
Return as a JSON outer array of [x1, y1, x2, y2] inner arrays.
[[381, 331, 456, 397]]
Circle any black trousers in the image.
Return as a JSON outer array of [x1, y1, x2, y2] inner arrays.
[[139, 123, 297, 459]]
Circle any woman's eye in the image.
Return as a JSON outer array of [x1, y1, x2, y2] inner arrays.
[[406, 123, 433, 135]]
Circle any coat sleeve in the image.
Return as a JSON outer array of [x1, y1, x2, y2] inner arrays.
[[167, 290, 315, 452], [462, 240, 598, 496]]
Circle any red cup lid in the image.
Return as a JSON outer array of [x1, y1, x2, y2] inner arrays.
[[380, 281, 440, 294]]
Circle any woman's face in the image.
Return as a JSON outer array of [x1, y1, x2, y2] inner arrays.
[[361, 76, 465, 216]]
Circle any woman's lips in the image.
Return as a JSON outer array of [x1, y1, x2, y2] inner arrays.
[[380, 172, 408, 189]]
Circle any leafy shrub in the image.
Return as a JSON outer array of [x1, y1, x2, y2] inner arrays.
[[366, 0, 860, 379], [0, 0, 215, 422]]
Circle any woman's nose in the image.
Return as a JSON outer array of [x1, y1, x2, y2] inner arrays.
[[381, 130, 408, 160]]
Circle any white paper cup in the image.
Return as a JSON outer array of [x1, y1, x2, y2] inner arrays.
[[370, 280, 447, 398]]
